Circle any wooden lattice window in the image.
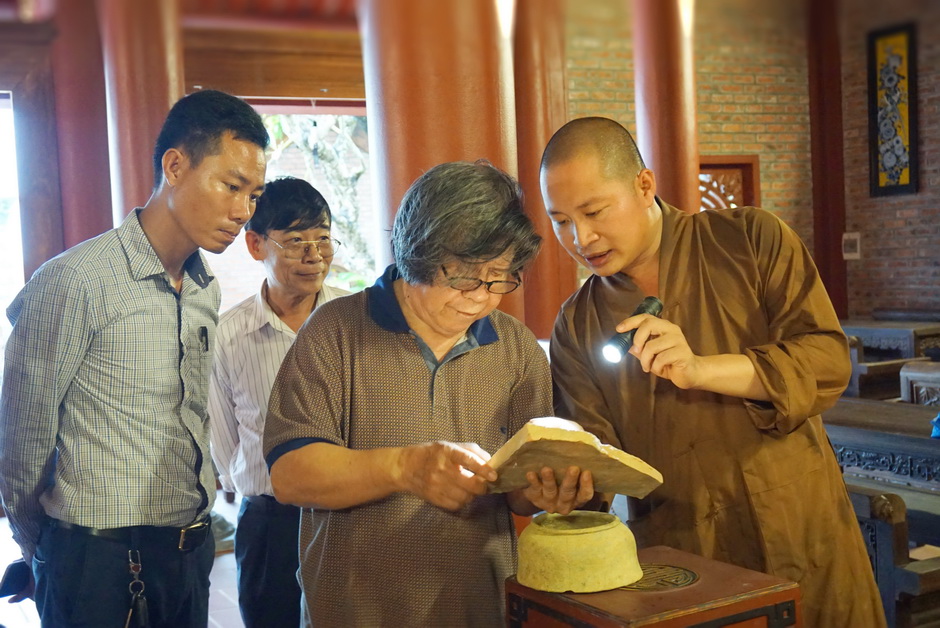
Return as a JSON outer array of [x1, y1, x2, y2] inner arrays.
[[699, 155, 761, 211]]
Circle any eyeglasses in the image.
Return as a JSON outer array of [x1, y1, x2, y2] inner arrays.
[[269, 237, 342, 260], [441, 266, 520, 294]]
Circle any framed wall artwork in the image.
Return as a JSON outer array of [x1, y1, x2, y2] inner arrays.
[[867, 23, 918, 197]]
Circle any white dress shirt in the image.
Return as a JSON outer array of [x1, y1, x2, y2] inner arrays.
[[208, 281, 349, 497]]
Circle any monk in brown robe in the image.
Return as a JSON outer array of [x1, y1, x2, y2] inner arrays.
[[540, 117, 885, 628]]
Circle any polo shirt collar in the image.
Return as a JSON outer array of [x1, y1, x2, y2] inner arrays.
[[367, 264, 499, 345], [118, 208, 215, 289]]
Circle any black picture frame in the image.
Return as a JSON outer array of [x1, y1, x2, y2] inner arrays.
[[868, 23, 918, 197]]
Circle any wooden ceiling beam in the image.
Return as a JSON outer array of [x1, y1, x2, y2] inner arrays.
[[183, 23, 364, 100], [179, 0, 357, 22]]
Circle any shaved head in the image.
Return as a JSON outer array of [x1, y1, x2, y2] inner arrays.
[[540, 117, 646, 183]]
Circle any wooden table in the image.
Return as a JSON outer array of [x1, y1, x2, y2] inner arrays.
[[506, 545, 801, 627], [840, 319, 940, 360]]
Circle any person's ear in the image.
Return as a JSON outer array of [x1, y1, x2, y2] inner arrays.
[[636, 168, 657, 205], [161, 148, 187, 187], [244, 230, 267, 261]]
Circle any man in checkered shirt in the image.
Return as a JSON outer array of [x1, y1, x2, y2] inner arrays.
[[0, 89, 268, 627]]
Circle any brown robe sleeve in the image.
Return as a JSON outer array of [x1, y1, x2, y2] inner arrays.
[[738, 210, 850, 433]]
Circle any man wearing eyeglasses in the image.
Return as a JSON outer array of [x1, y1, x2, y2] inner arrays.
[[263, 161, 593, 626], [208, 176, 347, 628]]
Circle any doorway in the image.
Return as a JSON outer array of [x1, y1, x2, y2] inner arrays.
[[0, 91, 25, 383]]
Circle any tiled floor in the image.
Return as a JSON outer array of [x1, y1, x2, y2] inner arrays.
[[208, 495, 246, 628], [0, 491, 245, 628]]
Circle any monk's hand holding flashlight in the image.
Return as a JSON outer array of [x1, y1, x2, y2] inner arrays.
[[602, 297, 663, 363], [612, 303, 771, 399], [607, 297, 704, 391]]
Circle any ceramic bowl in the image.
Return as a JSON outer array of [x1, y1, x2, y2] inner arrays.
[[517, 510, 643, 593]]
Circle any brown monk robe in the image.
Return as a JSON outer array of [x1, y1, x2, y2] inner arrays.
[[551, 201, 886, 627]]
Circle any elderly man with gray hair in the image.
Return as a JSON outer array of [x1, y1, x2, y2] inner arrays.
[[263, 161, 595, 626]]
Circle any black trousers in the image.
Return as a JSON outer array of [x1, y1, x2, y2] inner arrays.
[[235, 495, 302, 628], [32, 517, 214, 628]]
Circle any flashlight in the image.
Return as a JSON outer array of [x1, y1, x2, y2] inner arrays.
[[602, 296, 664, 363]]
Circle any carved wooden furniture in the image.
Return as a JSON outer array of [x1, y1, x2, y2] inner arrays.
[[824, 398, 940, 627], [506, 545, 801, 627], [823, 398, 939, 548], [848, 484, 940, 628], [900, 361, 940, 406], [846, 335, 931, 399], [840, 319, 940, 361]]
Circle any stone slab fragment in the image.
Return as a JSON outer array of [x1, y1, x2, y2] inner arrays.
[[488, 417, 663, 498]]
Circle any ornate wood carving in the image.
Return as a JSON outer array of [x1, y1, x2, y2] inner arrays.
[[912, 384, 940, 406], [921, 337, 940, 350], [857, 519, 878, 570], [699, 154, 760, 212], [854, 332, 914, 355], [699, 172, 742, 210], [900, 362, 940, 404], [835, 445, 940, 488]]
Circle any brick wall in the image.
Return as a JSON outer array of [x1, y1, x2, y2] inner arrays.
[[841, 0, 940, 316], [695, 0, 812, 240], [565, 0, 814, 243], [565, 0, 634, 128]]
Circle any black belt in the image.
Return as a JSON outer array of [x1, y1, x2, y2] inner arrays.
[[50, 516, 211, 553], [245, 494, 300, 516]]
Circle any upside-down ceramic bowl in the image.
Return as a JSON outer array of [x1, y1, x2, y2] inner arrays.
[[517, 510, 643, 593]]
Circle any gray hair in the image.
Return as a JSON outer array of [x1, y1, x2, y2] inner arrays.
[[391, 161, 542, 285]]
